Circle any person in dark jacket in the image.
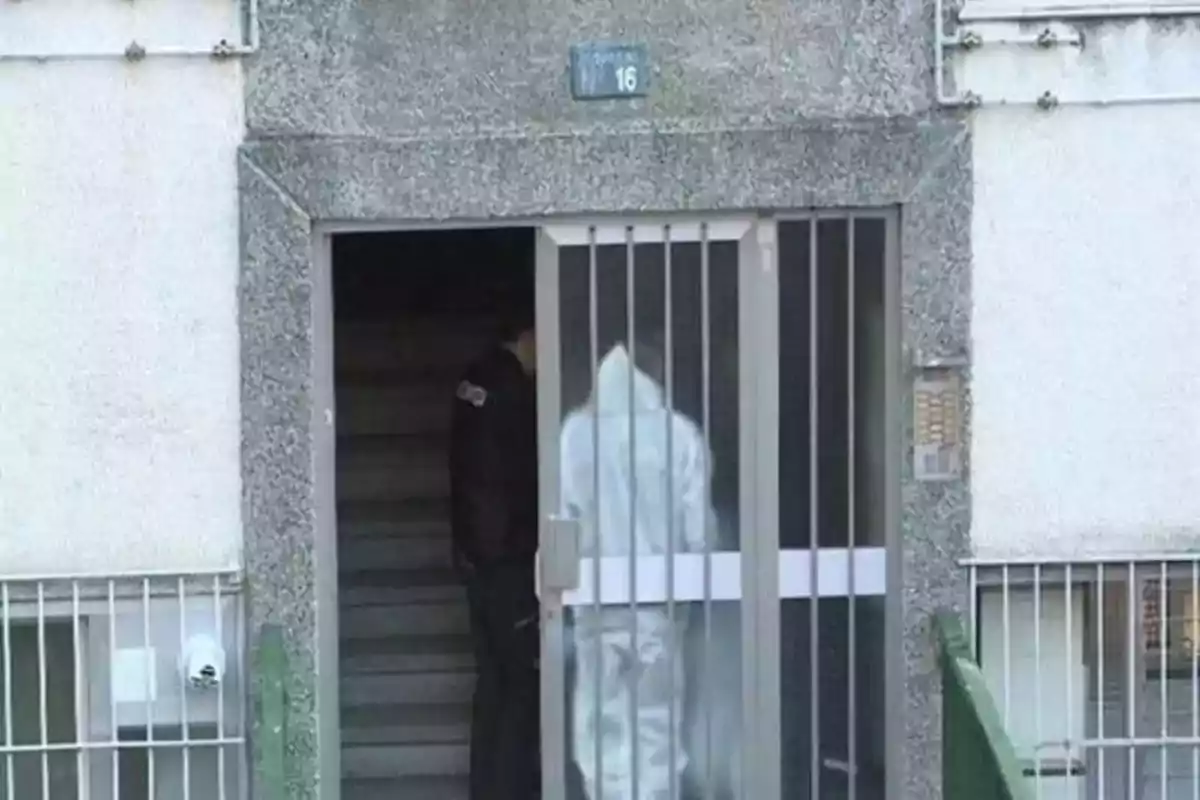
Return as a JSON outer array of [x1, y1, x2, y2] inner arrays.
[[450, 305, 540, 800]]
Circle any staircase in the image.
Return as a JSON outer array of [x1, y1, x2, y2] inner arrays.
[[336, 317, 496, 800]]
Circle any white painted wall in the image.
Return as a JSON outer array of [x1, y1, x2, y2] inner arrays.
[[959, 17, 1200, 558], [0, 1, 245, 574]]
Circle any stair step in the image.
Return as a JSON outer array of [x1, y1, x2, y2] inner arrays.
[[342, 742, 469, 778], [341, 601, 470, 639], [341, 670, 475, 708], [339, 580, 462, 606], [337, 384, 453, 438], [339, 534, 453, 572], [337, 437, 448, 503], [342, 775, 468, 800], [341, 702, 472, 745], [341, 634, 474, 674], [337, 499, 450, 539]]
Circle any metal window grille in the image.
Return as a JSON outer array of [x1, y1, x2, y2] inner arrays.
[[968, 555, 1200, 800], [0, 570, 246, 800]]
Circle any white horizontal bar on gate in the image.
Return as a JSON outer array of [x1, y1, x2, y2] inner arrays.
[[562, 547, 887, 606]]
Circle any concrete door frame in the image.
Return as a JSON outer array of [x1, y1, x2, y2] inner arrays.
[[237, 118, 973, 800]]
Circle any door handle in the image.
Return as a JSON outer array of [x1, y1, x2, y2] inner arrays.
[[538, 515, 582, 599]]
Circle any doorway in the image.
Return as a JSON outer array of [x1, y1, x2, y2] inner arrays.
[[332, 228, 536, 800], [327, 214, 896, 800]]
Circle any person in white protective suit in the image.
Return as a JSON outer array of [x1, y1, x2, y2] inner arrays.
[[559, 338, 713, 800]]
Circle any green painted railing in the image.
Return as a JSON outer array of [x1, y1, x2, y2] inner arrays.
[[936, 611, 1031, 800], [255, 624, 287, 800]]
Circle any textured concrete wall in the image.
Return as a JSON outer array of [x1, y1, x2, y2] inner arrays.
[[0, 0, 244, 575], [246, 0, 934, 138], [240, 1, 971, 797]]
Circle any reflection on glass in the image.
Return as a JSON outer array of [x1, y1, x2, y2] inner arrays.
[[557, 238, 742, 800]]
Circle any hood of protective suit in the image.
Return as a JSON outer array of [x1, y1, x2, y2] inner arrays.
[[594, 344, 665, 415]]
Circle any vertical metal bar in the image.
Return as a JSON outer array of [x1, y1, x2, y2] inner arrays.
[[36, 583, 49, 800], [753, 216, 782, 800], [626, 224, 640, 797], [72, 582, 86, 800], [664, 225, 678, 800], [1034, 564, 1043, 800], [178, 578, 191, 800], [1192, 558, 1199, 800], [1191, 558, 1199, 800], [588, 226, 603, 796], [1002, 565, 1012, 726], [214, 577, 227, 800], [1, 583, 10, 800], [846, 216, 858, 800], [1159, 562, 1167, 800], [1098, 563, 1107, 799], [1128, 562, 1137, 800], [1065, 564, 1074, 779], [535, 228, 567, 797], [108, 580, 119, 800], [808, 217, 821, 800], [700, 223, 715, 800], [234, 586, 248, 800], [143, 578, 156, 800]]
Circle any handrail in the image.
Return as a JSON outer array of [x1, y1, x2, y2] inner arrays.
[[935, 611, 1032, 800]]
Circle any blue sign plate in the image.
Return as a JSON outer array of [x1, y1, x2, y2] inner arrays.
[[569, 42, 649, 100]]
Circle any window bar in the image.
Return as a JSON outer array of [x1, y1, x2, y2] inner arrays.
[[1128, 562, 1137, 800], [1190, 561, 1200, 800], [588, 224, 603, 796], [626, 223, 640, 797], [664, 224, 679, 800], [1065, 564, 1074, 778], [214, 576, 227, 799], [178, 578, 191, 800], [143, 578, 156, 800], [1160, 562, 1168, 800], [1098, 563, 1107, 799], [72, 581, 86, 800], [37, 582, 49, 800], [1192, 558, 1199, 800], [1002, 564, 1012, 726], [236, 584, 248, 800], [808, 218, 821, 800], [700, 222, 715, 800], [2, 583, 12, 800], [846, 216, 858, 800], [108, 580, 120, 799], [1033, 563, 1042, 800]]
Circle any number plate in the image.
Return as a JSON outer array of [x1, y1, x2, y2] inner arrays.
[[569, 42, 649, 100]]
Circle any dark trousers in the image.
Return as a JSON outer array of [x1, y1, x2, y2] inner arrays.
[[467, 564, 541, 800]]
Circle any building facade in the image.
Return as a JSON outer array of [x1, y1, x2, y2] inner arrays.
[[0, 0, 1196, 797]]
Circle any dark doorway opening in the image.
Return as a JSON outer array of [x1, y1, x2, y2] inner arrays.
[[332, 228, 535, 800]]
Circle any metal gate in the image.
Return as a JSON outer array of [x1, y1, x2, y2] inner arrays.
[[534, 215, 896, 800]]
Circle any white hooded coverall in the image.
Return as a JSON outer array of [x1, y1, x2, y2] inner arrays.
[[559, 344, 712, 800]]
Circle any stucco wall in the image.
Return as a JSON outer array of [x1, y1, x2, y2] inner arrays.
[[958, 19, 1200, 558], [0, 2, 245, 575]]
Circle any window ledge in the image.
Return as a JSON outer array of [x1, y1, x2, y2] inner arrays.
[[958, 1, 1200, 21]]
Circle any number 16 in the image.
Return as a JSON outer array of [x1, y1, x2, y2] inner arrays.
[[615, 65, 638, 93]]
